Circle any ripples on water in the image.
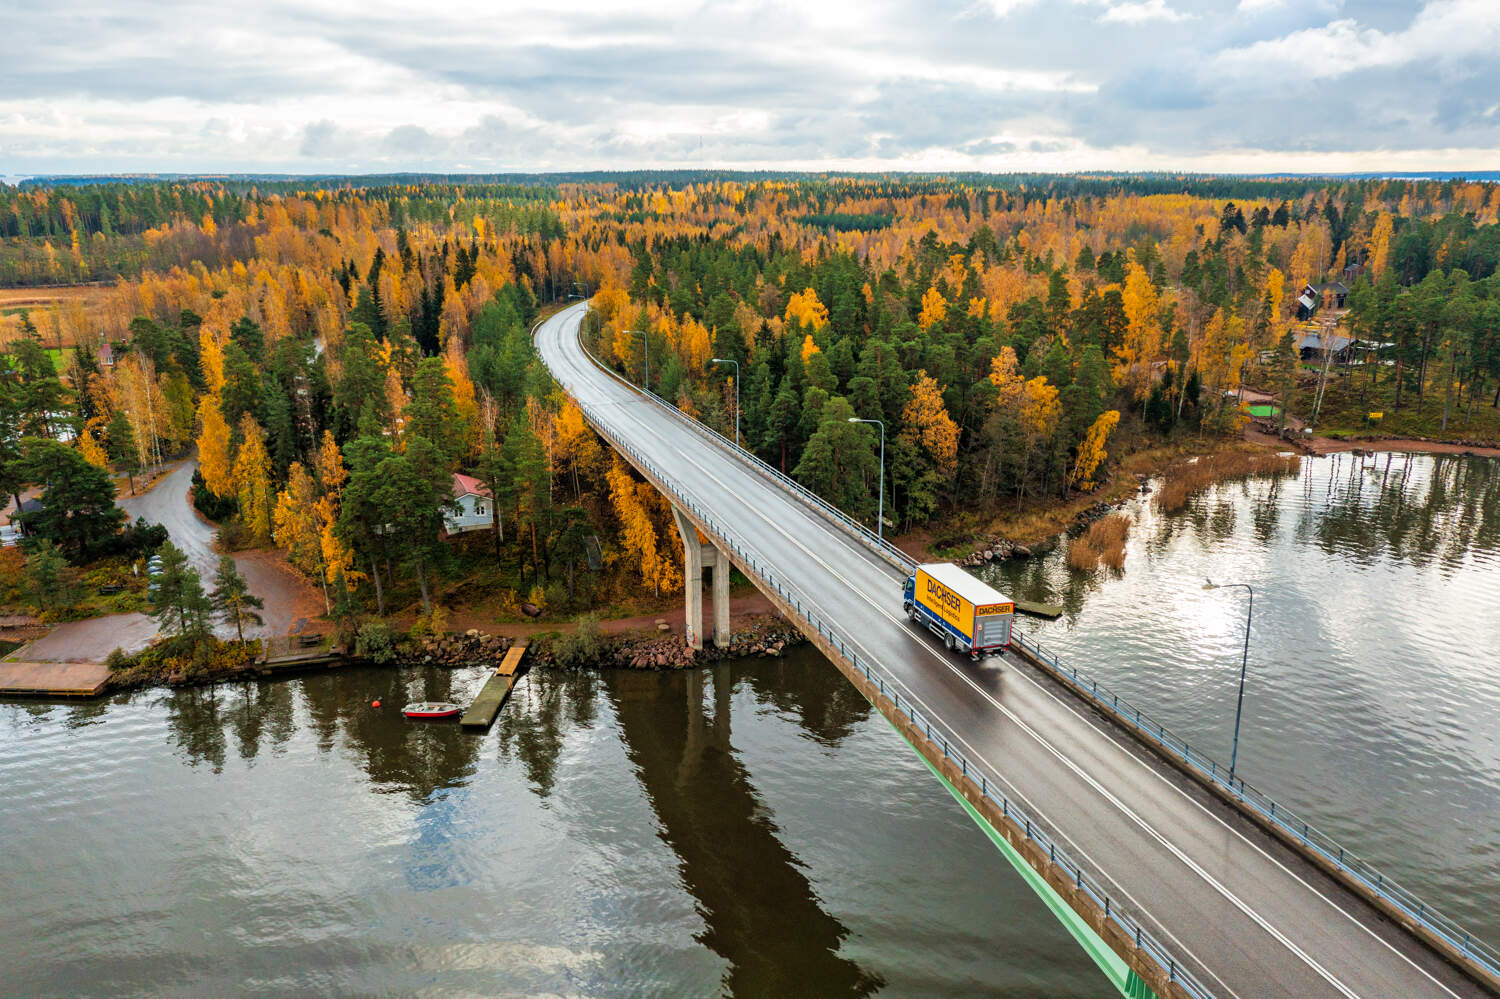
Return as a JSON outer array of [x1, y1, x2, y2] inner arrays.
[[0, 651, 1111, 998], [987, 452, 1500, 942]]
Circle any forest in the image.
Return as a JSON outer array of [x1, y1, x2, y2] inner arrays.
[[3, 172, 1499, 640]]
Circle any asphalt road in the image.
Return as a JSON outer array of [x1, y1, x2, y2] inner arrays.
[[120, 459, 319, 639], [538, 302, 1481, 999]]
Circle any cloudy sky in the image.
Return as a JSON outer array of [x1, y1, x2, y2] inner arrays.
[[3, 0, 1498, 176]]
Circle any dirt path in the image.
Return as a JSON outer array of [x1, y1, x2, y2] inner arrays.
[[1301, 436, 1500, 458], [1245, 425, 1500, 459]]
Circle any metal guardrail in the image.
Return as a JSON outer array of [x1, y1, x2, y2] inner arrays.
[[542, 304, 1500, 992], [565, 309, 917, 576], [535, 311, 1216, 999], [1009, 628, 1500, 984]]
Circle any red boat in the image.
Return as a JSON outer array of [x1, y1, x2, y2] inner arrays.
[[402, 701, 461, 720]]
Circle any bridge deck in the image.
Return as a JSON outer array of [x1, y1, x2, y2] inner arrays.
[[537, 302, 1486, 999]]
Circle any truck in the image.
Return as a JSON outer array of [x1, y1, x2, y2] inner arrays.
[[903, 562, 1014, 660]]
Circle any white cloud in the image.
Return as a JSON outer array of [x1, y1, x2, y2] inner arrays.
[[0, 0, 1494, 174], [1099, 0, 1192, 23], [1216, 0, 1500, 80]]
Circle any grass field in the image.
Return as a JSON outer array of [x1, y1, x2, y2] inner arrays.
[[0, 284, 115, 349]]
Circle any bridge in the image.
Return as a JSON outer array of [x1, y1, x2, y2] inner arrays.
[[536, 301, 1495, 999]]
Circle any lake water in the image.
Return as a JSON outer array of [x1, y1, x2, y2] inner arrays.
[[4, 451, 1496, 996], [986, 451, 1500, 944], [0, 652, 1111, 998]]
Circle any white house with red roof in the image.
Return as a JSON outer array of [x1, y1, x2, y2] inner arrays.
[[444, 472, 493, 535]]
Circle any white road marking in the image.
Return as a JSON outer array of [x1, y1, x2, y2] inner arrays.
[[540, 306, 1461, 999]]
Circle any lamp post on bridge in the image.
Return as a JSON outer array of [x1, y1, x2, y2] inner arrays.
[[710, 357, 739, 446], [847, 417, 885, 542], [1203, 579, 1254, 782], [621, 330, 648, 393]]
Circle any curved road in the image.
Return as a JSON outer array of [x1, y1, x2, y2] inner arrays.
[[537, 302, 1480, 999], [121, 459, 320, 640]]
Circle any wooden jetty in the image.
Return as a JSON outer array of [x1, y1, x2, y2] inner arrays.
[[1014, 599, 1063, 619], [460, 640, 529, 729], [0, 661, 111, 698]]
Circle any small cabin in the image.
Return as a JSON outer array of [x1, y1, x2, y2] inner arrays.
[[1316, 281, 1349, 310], [1296, 285, 1319, 320], [1297, 331, 1356, 364], [444, 473, 493, 535]]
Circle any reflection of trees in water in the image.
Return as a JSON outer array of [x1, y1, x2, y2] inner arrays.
[[733, 647, 872, 747], [1250, 475, 1284, 545], [607, 666, 882, 998], [1312, 455, 1499, 570], [223, 681, 295, 760], [160, 666, 484, 803], [494, 669, 600, 798], [165, 686, 228, 773], [64, 698, 110, 730], [986, 542, 1102, 623], [302, 667, 480, 803]]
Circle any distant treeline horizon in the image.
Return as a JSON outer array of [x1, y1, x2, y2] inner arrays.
[[9, 169, 1500, 194]]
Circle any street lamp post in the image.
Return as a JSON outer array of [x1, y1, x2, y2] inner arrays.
[[847, 417, 885, 542], [621, 330, 648, 392], [710, 358, 739, 446], [1203, 579, 1254, 782]]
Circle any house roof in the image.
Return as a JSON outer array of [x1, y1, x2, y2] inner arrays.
[[1298, 293, 1317, 310], [1297, 332, 1354, 351], [1316, 281, 1349, 295], [452, 472, 492, 499]]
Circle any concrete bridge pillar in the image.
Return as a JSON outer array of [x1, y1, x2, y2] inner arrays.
[[671, 506, 731, 651]]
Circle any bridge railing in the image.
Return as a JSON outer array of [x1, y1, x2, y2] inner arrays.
[[559, 387, 1218, 999], [1010, 628, 1500, 984], [562, 309, 917, 576]]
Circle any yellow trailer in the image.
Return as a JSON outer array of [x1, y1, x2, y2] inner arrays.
[[902, 562, 1014, 660]]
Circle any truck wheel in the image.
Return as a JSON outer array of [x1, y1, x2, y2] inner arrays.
[[904, 602, 915, 620], [945, 634, 955, 651]]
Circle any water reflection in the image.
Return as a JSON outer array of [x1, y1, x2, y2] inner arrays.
[[982, 452, 1500, 941], [495, 668, 601, 796], [1313, 453, 1500, 569], [159, 667, 487, 802], [735, 652, 873, 747], [609, 665, 883, 997]]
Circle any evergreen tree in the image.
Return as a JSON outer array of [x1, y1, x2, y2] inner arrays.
[[793, 396, 878, 521], [210, 555, 264, 644], [405, 357, 465, 468], [17, 437, 125, 561], [24, 539, 73, 612], [149, 542, 212, 643]]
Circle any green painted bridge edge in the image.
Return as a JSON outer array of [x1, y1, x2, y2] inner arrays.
[[891, 714, 1157, 999]]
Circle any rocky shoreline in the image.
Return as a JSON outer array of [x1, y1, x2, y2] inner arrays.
[[956, 500, 1123, 568], [407, 613, 808, 671]]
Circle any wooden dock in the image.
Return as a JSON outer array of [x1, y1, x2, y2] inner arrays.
[[0, 661, 111, 698], [460, 641, 528, 729], [1014, 599, 1063, 619]]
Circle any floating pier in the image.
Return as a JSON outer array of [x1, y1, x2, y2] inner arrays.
[[1014, 599, 1063, 619], [460, 640, 528, 729]]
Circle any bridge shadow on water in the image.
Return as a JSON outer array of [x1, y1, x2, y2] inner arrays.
[[606, 659, 883, 998]]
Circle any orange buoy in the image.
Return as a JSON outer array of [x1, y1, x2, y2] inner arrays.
[[372, 700, 381, 708]]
